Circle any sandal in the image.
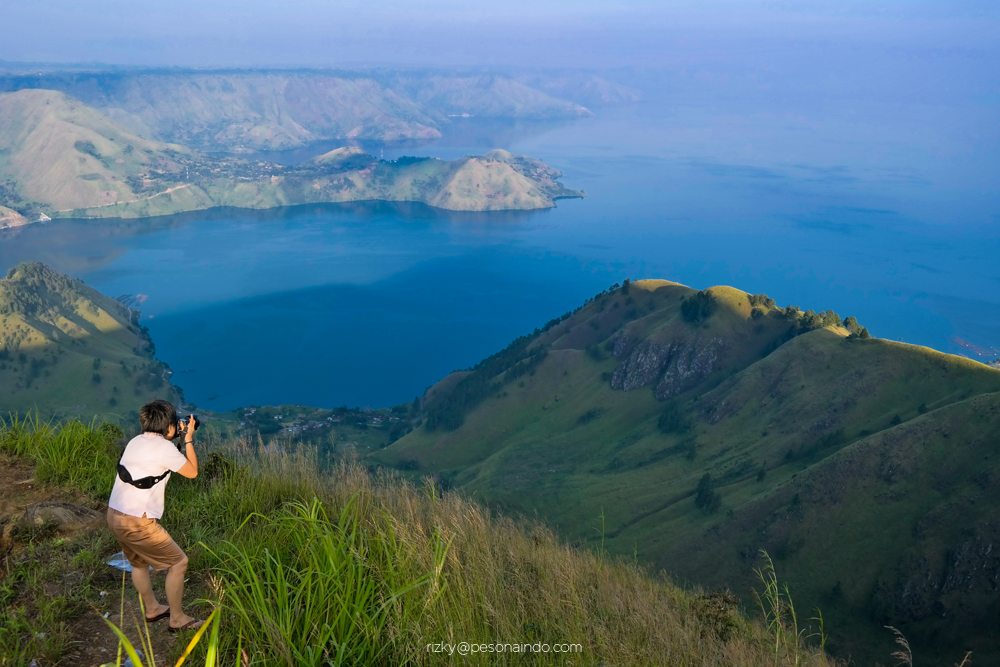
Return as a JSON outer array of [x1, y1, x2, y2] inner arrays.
[[144, 609, 170, 623], [168, 618, 204, 633]]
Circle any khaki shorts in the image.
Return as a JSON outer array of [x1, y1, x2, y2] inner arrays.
[[106, 508, 186, 571]]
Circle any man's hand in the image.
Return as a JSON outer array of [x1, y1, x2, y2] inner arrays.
[[182, 414, 196, 443], [176, 416, 199, 479]]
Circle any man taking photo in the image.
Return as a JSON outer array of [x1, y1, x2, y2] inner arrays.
[[106, 399, 203, 632]]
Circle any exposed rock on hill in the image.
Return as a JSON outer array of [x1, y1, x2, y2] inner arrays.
[[611, 335, 725, 399]]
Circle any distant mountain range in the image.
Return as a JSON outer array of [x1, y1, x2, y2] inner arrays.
[[0, 68, 639, 152], [0, 89, 581, 223], [374, 279, 1000, 663]]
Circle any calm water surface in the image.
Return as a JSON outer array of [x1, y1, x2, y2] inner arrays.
[[2, 93, 998, 409]]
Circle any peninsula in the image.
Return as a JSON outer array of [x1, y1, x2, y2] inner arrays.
[[0, 89, 581, 225]]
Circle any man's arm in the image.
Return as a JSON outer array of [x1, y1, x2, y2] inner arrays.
[[174, 426, 198, 479]]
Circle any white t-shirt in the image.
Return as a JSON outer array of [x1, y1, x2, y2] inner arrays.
[[108, 432, 189, 519]]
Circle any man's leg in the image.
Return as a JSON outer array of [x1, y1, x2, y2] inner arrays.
[[165, 552, 196, 627], [130, 563, 165, 617], [109, 510, 169, 619]]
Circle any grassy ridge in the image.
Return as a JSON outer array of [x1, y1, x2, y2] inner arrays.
[[376, 280, 1000, 662], [0, 418, 836, 666]]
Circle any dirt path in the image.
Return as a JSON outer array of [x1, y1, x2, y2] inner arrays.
[[0, 453, 196, 666], [52, 183, 194, 214]]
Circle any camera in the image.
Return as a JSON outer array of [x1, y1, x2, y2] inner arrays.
[[178, 415, 201, 433]]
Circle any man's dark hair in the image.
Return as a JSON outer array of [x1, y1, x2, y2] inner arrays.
[[139, 399, 178, 437]]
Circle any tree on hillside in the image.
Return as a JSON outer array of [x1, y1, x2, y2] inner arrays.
[[818, 309, 842, 327], [843, 315, 870, 339], [748, 293, 776, 310], [657, 401, 691, 435], [681, 291, 717, 324], [694, 473, 721, 513]]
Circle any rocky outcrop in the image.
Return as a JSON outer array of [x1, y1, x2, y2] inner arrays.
[[941, 533, 1000, 594], [610, 337, 676, 391], [655, 339, 724, 399], [874, 529, 1000, 622], [1, 501, 103, 555], [610, 334, 724, 399], [17, 502, 103, 535], [884, 555, 941, 620]]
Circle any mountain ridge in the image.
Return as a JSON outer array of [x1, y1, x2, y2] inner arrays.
[[374, 278, 1000, 663], [0, 68, 626, 152]]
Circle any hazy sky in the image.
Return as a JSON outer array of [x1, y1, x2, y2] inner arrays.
[[2, 1, 998, 70]]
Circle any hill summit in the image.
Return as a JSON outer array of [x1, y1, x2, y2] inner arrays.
[[377, 278, 1000, 663]]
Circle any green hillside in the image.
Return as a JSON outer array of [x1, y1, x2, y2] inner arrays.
[[375, 279, 1000, 663], [0, 90, 581, 222], [0, 262, 181, 417]]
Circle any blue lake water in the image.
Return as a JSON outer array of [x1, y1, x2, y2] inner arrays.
[[2, 94, 999, 410]]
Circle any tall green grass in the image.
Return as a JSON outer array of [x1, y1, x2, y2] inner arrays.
[[754, 550, 828, 667], [0, 413, 121, 497], [200, 496, 446, 666], [101, 603, 222, 667], [1, 419, 838, 666]]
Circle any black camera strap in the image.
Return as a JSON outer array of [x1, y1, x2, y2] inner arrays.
[[117, 462, 171, 489]]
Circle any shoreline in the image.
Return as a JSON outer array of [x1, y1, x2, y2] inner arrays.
[[1, 192, 585, 230]]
